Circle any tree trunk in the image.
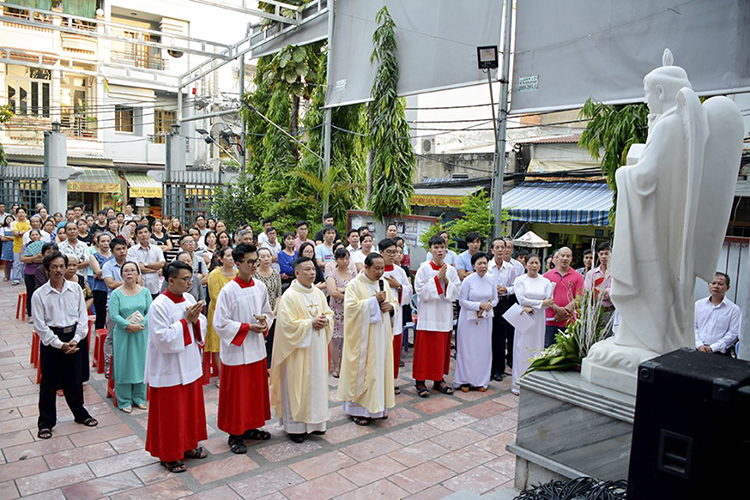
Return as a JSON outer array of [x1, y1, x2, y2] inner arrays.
[[365, 105, 374, 206], [290, 93, 300, 155]]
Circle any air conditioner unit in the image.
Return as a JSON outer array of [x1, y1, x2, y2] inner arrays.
[[417, 135, 437, 155]]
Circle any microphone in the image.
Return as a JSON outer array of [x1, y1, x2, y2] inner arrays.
[[379, 279, 394, 317]]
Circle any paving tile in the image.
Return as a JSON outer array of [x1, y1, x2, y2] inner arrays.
[[386, 422, 436, 446], [452, 388, 498, 402], [372, 407, 420, 429], [434, 446, 496, 474], [335, 478, 409, 499], [0, 456, 48, 482], [255, 437, 321, 463], [87, 449, 157, 477], [442, 465, 511, 494], [0, 408, 23, 423], [0, 416, 37, 434], [289, 451, 357, 480], [15, 463, 94, 496], [109, 434, 145, 454], [388, 461, 456, 494], [229, 467, 305, 499], [475, 431, 516, 455], [503, 406, 519, 422], [0, 480, 19, 500], [2, 436, 74, 462], [0, 377, 31, 391], [59, 471, 143, 500], [387, 440, 450, 468], [183, 485, 243, 500], [0, 430, 34, 450], [319, 421, 374, 445], [110, 477, 193, 500], [46, 412, 123, 438], [281, 471, 357, 500], [14, 488, 66, 500], [403, 484, 453, 500], [461, 400, 509, 419], [132, 462, 173, 485], [424, 411, 478, 432], [340, 435, 401, 462], [68, 423, 132, 447], [429, 426, 486, 451], [412, 396, 462, 414], [201, 435, 231, 455], [189, 455, 260, 485], [339, 455, 406, 487], [44, 442, 117, 469], [492, 392, 519, 408], [485, 453, 516, 478], [328, 404, 350, 423], [467, 413, 516, 437]]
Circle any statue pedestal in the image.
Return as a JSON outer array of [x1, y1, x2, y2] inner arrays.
[[581, 336, 660, 396], [508, 371, 635, 490]]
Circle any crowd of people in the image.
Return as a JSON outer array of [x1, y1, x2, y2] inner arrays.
[[0, 201, 742, 474]]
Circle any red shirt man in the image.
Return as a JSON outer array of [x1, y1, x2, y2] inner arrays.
[[542, 247, 584, 348]]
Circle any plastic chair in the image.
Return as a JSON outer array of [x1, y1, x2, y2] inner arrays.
[[15, 292, 27, 320], [107, 358, 117, 406], [92, 328, 107, 374]]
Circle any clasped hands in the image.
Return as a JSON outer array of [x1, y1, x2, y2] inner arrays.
[[312, 314, 329, 329], [184, 301, 205, 324], [61, 340, 79, 355]]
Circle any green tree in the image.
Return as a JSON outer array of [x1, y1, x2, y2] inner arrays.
[[0, 104, 13, 167], [578, 98, 648, 223], [368, 6, 415, 221]]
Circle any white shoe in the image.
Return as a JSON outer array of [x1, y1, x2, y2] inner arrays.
[[121, 406, 132, 413]]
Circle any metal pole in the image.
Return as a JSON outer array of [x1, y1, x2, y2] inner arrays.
[[239, 53, 246, 171], [487, 70, 498, 228], [492, 0, 514, 239], [322, 0, 335, 212]]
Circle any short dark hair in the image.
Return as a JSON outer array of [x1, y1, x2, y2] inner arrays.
[[583, 249, 593, 257], [438, 230, 449, 238], [73, 202, 85, 209], [429, 235, 446, 248], [97, 210, 107, 216], [135, 224, 150, 235], [64, 221, 77, 230], [296, 220, 309, 229], [393, 236, 404, 245], [347, 228, 359, 237], [334, 247, 349, 260], [232, 243, 257, 264], [262, 218, 272, 225], [179, 234, 194, 245], [471, 251, 489, 266], [43, 251, 67, 270], [265, 226, 276, 234], [517, 248, 529, 258], [715, 272, 731, 287], [322, 213, 333, 220], [195, 214, 206, 221], [293, 256, 314, 271], [526, 253, 542, 265], [110, 237, 128, 250], [378, 238, 396, 251], [322, 224, 336, 234], [41, 242, 58, 255], [164, 260, 192, 279], [364, 252, 384, 267], [282, 231, 294, 241], [357, 226, 369, 234], [597, 242, 611, 253], [491, 237, 505, 248], [465, 231, 483, 244], [361, 233, 373, 242], [387, 222, 398, 230]]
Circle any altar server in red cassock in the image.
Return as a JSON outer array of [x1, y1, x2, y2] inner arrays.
[[213, 243, 275, 454], [412, 235, 461, 398], [378, 238, 413, 394], [145, 260, 208, 474]]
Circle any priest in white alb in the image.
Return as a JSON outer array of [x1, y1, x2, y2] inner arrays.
[[338, 252, 399, 425], [145, 260, 208, 474], [412, 235, 461, 397], [270, 256, 333, 443], [378, 238, 413, 394], [213, 243, 275, 453]]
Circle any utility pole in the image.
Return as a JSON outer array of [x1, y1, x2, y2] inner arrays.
[[492, 0, 514, 239], [239, 53, 246, 170], [321, 0, 335, 212]]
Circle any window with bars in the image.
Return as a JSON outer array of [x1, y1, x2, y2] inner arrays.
[[115, 106, 134, 133], [6, 67, 51, 117], [153, 109, 176, 144]]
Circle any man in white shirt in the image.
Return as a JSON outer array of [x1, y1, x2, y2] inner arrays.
[[195, 215, 209, 237], [257, 219, 273, 246], [488, 238, 517, 381], [57, 222, 89, 282], [127, 224, 165, 299], [122, 204, 135, 222], [504, 239, 526, 277], [22, 215, 50, 245], [260, 226, 281, 272], [346, 229, 360, 254], [33, 252, 98, 439], [695, 272, 742, 355], [213, 244, 275, 453]]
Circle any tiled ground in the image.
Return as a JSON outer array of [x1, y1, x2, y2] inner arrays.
[[0, 279, 517, 499]]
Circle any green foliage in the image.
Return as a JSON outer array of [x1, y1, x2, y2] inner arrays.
[[0, 104, 12, 167], [368, 6, 415, 221], [578, 98, 648, 224]]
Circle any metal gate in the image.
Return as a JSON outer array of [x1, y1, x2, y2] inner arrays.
[[0, 165, 48, 210], [162, 170, 225, 226]]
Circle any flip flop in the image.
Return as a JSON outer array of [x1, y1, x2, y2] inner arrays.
[[37, 428, 52, 439], [184, 446, 208, 459], [77, 417, 98, 427], [352, 416, 370, 426], [161, 461, 186, 473]]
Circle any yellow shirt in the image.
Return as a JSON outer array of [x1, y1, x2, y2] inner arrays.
[[11, 219, 30, 253]]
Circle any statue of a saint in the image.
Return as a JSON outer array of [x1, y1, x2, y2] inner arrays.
[[581, 49, 744, 395]]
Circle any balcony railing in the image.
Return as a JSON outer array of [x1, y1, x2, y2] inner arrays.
[[110, 50, 167, 71], [60, 107, 96, 140]]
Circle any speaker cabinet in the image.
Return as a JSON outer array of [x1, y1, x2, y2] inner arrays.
[[627, 348, 750, 499]]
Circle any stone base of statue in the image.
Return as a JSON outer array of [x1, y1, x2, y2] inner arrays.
[[580, 331, 660, 396], [508, 370, 635, 490]]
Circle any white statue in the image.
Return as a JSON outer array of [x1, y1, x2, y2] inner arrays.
[[581, 49, 744, 396]]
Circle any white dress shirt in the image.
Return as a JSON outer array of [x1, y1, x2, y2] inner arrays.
[[488, 258, 517, 296], [32, 280, 89, 349], [145, 291, 207, 387], [694, 296, 742, 353], [127, 243, 165, 295], [213, 277, 274, 366]]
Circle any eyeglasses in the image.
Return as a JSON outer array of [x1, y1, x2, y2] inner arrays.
[[237, 259, 258, 267], [175, 276, 193, 283]]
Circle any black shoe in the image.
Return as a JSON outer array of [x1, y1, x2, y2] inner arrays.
[[491, 373, 504, 382], [228, 436, 247, 454], [399, 360, 405, 367], [289, 434, 305, 443]]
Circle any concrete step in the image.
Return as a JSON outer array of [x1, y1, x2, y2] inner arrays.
[[444, 488, 520, 500]]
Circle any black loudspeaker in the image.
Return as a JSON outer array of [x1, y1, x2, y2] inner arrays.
[[627, 348, 750, 499]]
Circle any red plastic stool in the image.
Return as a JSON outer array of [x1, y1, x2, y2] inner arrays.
[[30, 330, 40, 367], [107, 358, 117, 406], [15, 292, 27, 321], [93, 328, 107, 374], [88, 315, 96, 338], [202, 351, 219, 385]]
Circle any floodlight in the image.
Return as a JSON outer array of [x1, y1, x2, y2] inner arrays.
[[477, 45, 498, 70]]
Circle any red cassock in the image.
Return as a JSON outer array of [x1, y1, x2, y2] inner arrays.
[[217, 358, 271, 435], [393, 333, 402, 379], [412, 330, 451, 381], [146, 379, 207, 462]]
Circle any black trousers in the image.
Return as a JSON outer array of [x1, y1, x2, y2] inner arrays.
[[37, 326, 90, 430], [24, 273, 36, 316], [492, 295, 516, 375], [92, 290, 108, 329]]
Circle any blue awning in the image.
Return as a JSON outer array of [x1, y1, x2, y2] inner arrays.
[[502, 182, 612, 226]]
